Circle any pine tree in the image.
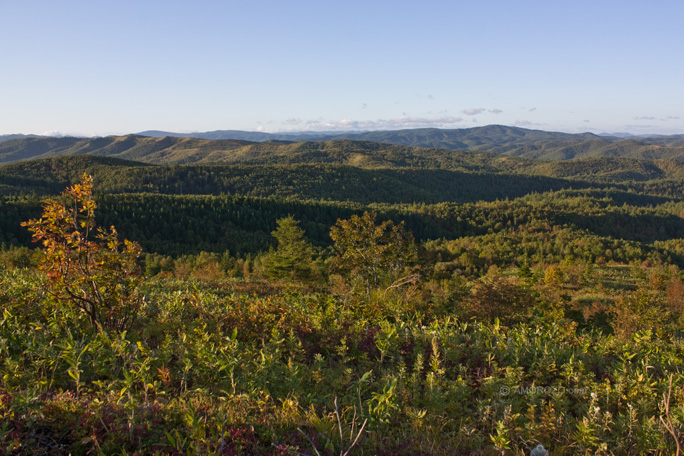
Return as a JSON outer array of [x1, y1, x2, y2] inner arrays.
[[266, 216, 314, 282]]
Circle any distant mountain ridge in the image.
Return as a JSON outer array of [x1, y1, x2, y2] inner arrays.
[[136, 129, 366, 141], [0, 134, 43, 143], [136, 125, 684, 160], [2, 125, 684, 164], [135, 125, 604, 146]]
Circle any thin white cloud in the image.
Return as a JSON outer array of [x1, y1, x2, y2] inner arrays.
[[41, 130, 64, 137], [277, 116, 465, 132], [624, 124, 655, 130], [40, 130, 94, 137], [514, 119, 542, 127], [488, 109, 503, 114], [632, 116, 656, 121], [528, 107, 537, 112], [462, 108, 485, 116], [284, 118, 303, 125]]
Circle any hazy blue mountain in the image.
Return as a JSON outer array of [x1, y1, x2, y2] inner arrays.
[[136, 129, 359, 142], [0, 136, 85, 162], [138, 130, 278, 141], [0, 134, 41, 144]]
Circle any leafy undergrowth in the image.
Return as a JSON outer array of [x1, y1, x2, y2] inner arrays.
[[1, 270, 683, 455]]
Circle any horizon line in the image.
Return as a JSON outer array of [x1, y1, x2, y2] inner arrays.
[[2, 123, 683, 138]]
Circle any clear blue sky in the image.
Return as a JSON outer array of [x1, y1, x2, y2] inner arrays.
[[2, 0, 683, 136]]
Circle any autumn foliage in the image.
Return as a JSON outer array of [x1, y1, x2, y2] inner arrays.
[[22, 174, 142, 332]]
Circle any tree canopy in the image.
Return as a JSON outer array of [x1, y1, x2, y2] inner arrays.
[[330, 211, 416, 296]]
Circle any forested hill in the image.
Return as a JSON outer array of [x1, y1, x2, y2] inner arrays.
[[3, 143, 684, 182], [3, 126, 684, 164], [0, 135, 253, 164], [3, 144, 684, 259], [0, 135, 488, 166], [319, 126, 684, 160], [137, 125, 684, 159], [143, 125, 684, 160], [3, 155, 684, 205], [0, 155, 584, 203]]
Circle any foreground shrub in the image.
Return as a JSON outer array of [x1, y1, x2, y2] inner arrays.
[[21, 174, 142, 332]]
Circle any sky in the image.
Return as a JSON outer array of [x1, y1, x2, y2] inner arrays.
[[1, 0, 683, 136]]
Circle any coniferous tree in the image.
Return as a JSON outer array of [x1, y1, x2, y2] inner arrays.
[[266, 216, 314, 282]]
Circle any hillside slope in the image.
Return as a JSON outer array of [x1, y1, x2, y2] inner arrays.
[[2, 155, 684, 207], [5, 126, 684, 164], [135, 125, 684, 160]]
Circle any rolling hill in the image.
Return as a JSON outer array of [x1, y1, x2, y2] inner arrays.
[[4, 125, 684, 164], [2, 153, 684, 207], [134, 125, 684, 160]]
